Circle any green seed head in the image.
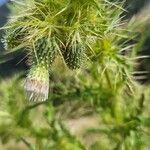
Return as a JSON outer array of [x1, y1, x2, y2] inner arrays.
[[3, 28, 26, 50], [62, 43, 85, 70], [28, 37, 58, 69]]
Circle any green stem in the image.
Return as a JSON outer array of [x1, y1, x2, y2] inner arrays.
[[17, 101, 47, 125], [104, 68, 112, 89], [20, 137, 34, 150], [35, 138, 40, 150], [26, 101, 47, 110]]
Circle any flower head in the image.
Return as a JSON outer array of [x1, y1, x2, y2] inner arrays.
[[24, 64, 49, 101]]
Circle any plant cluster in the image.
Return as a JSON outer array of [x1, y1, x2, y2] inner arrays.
[[3, 0, 134, 101]]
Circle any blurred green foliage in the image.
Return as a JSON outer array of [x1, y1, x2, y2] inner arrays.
[[0, 66, 150, 149]]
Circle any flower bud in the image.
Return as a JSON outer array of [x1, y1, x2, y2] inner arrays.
[[62, 43, 85, 70], [28, 37, 58, 69], [3, 28, 26, 50]]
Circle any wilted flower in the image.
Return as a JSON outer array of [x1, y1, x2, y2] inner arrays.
[[24, 64, 49, 101]]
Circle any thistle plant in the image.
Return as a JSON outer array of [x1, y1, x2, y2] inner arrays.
[[2, 0, 135, 102], [1, 0, 150, 149], [24, 36, 58, 101]]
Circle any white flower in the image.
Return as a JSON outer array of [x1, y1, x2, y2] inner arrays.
[[24, 65, 49, 101]]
